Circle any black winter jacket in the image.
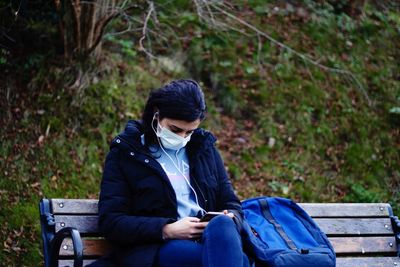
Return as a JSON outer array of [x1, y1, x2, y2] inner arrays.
[[94, 120, 243, 267]]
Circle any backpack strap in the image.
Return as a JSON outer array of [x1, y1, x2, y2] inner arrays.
[[259, 199, 298, 250]]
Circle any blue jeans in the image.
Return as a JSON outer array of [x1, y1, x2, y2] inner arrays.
[[156, 215, 250, 267]]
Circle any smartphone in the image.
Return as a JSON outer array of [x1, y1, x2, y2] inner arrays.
[[200, 211, 225, 222]]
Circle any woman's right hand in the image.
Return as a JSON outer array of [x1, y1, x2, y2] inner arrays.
[[162, 217, 208, 240]]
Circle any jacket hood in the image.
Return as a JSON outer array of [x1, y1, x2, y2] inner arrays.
[[111, 120, 217, 153]]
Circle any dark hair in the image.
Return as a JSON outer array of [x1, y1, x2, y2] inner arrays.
[[142, 79, 207, 147]]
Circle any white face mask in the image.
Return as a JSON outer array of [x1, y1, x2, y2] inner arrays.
[[152, 115, 193, 150], [156, 123, 192, 150]]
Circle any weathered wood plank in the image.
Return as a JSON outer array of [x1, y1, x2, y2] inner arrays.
[[336, 257, 400, 267], [55, 215, 99, 233], [55, 216, 395, 236], [60, 238, 111, 256], [59, 259, 96, 267], [59, 257, 400, 267], [57, 236, 398, 257], [51, 200, 393, 218], [52, 199, 98, 214], [314, 218, 394, 235], [330, 236, 397, 255], [299, 203, 391, 218]]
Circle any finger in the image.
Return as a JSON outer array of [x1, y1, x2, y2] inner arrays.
[[191, 228, 205, 235], [187, 217, 201, 222], [194, 222, 208, 228], [223, 209, 228, 214], [188, 230, 203, 238], [191, 229, 205, 236]]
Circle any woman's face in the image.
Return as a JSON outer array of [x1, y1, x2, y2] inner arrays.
[[159, 118, 201, 138]]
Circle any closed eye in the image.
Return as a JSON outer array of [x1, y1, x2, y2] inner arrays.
[[170, 127, 183, 134], [170, 125, 195, 136]]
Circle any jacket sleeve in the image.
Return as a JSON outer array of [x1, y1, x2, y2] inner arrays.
[[98, 147, 174, 245], [212, 146, 244, 228]]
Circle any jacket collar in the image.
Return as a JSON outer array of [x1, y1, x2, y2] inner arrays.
[[111, 120, 144, 152], [187, 127, 216, 153]]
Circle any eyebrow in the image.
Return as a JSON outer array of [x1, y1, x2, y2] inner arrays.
[[169, 124, 196, 133]]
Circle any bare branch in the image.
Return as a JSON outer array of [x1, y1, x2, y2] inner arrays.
[[104, 24, 140, 38], [194, 0, 216, 25], [86, 10, 120, 56], [193, 0, 230, 30], [202, 0, 216, 24], [256, 33, 265, 74], [193, 0, 203, 19], [139, 1, 156, 59]]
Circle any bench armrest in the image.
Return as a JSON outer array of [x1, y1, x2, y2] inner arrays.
[[50, 227, 83, 267], [391, 216, 400, 257]]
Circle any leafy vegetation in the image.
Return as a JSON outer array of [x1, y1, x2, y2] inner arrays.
[[0, 1, 399, 265]]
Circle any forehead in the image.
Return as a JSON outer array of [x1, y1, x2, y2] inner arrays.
[[161, 118, 201, 130]]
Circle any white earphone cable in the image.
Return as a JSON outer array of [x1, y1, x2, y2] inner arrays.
[[158, 141, 206, 215], [151, 115, 206, 215]]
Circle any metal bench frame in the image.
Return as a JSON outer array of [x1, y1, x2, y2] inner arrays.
[[40, 199, 83, 267]]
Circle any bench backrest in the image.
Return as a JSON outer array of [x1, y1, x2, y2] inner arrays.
[[39, 199, 400, 267]]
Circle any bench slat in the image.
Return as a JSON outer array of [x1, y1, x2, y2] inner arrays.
[[58, 236, 398, 257], [55, 215, 99, 233], [58, 257, 400, 267], [52, 199, 98, 214], [54, 215, 395, 236], [60, 238, 110, 256], [299, 203, 391, 218], [330, 236, 397, 255], [59, 259, 95, 267], [51, 200, 392, 218], [314, 218, 394, 236], [336, 257, 400, 267]]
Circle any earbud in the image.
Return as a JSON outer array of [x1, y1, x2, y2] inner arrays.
[[152, 111, 159, 121]]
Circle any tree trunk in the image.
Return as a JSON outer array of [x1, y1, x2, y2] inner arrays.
[[55, 0, 118, 63]]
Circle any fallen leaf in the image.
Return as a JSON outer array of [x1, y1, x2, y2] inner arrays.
[[37, 135, 45, 145]]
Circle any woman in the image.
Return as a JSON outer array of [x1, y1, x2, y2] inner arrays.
[[95, 80, 249, 267]]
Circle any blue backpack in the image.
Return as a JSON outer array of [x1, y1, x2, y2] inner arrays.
[[241, 197, 336, 267]]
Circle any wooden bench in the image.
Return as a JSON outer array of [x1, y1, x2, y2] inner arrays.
[[39, 199, 400, 267]]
